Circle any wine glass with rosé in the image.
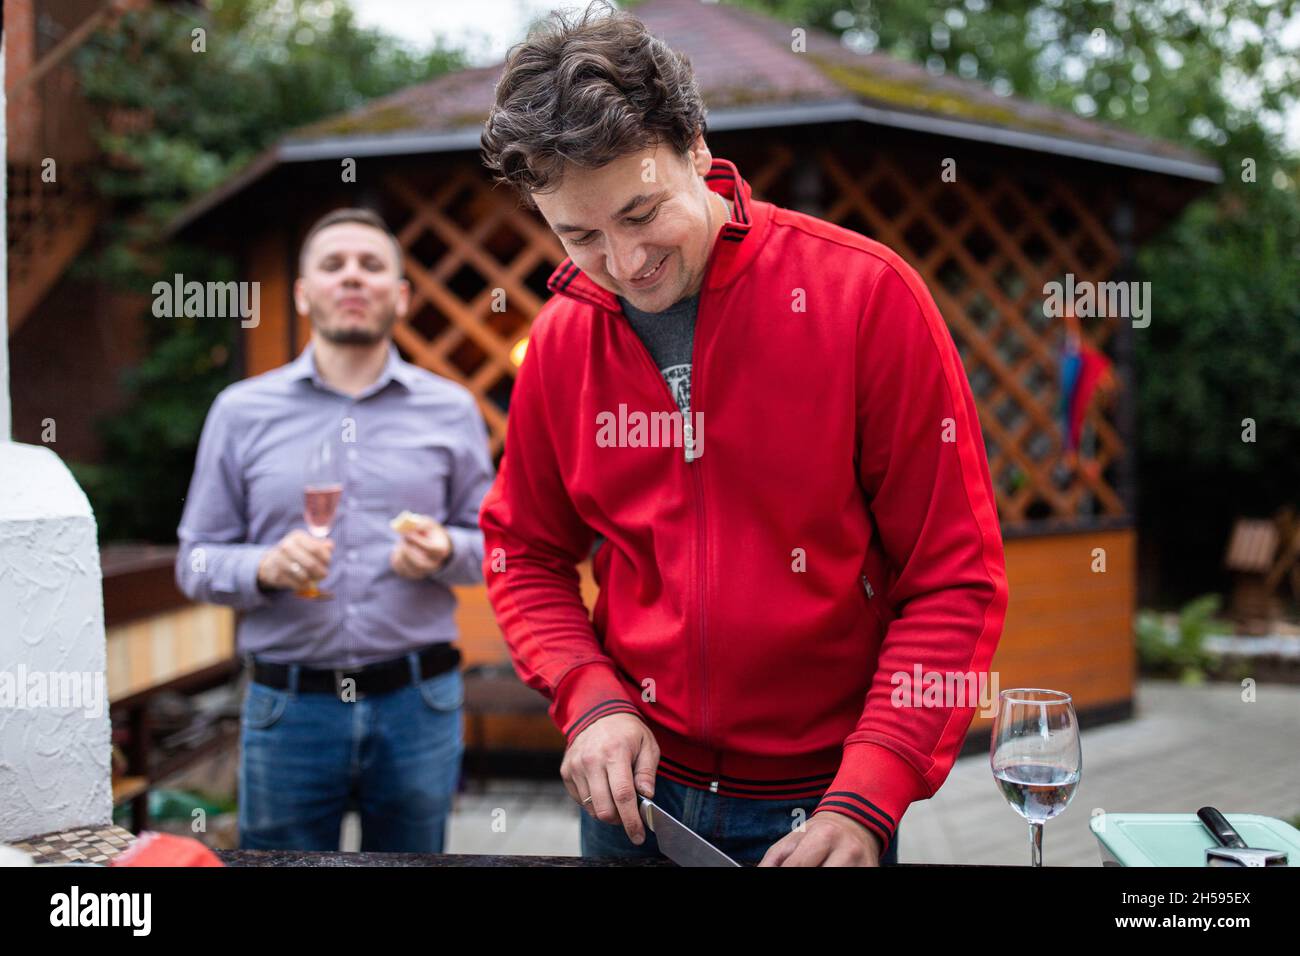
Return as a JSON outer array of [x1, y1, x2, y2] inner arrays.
[[296, 437, 343, 600]]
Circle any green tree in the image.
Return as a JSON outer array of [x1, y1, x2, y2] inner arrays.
[[72, 0, 466, 541]]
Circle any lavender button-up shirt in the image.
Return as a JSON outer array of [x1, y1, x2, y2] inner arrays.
[[175, 342, 495, 668]]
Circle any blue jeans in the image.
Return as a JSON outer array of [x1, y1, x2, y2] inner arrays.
[[238, 656, 464, 853], [580, 774, 899, 866]]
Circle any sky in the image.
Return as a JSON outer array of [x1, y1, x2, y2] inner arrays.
[[349, 0, 565, 64]]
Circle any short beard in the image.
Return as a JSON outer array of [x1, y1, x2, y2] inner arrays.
[[313, 305, 398, 346]]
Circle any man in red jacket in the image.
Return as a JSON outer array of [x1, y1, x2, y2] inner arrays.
[[478, 2, 1008, 866]]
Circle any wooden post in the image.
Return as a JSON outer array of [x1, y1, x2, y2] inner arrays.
[[1110, 199, 1139, 522], [241, 226, 295, 375]]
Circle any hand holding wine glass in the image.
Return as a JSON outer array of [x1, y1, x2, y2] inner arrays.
[[256, 530, 334, 591], [990, 688, 1081, 867], [297, 437, 343, 600]]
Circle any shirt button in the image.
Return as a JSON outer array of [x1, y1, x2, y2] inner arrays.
[[345, 606, 356, 616], [347, 449, 358, 462], [349, 550, 359, 562]]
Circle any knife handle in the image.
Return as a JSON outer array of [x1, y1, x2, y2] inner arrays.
[[1198, 806, 1247, 848], [639, 797, 656, 833]]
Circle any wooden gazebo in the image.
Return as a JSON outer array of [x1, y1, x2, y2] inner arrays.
[[173, 0, 1220, 751]]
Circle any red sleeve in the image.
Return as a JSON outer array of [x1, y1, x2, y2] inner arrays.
[[813, 257, 1009, 855], [479, 318, 641, 744]]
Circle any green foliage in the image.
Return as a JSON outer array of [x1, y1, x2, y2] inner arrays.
[[1134, 594, 1223, 683], [71, 0, 466, 541], [71, 245, 238, 543], [1137, 175, 1300, 503], [77, 0, 464, 214]]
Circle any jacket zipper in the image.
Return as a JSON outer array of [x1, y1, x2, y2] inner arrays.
[[619, 331, 715, 764], [609, 200, 732, 780]]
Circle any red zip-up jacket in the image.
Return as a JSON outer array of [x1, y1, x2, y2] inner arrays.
[[479, 157, 1009, 853]]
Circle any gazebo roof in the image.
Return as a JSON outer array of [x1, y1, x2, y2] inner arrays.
[[171, 0, 1220, 234]]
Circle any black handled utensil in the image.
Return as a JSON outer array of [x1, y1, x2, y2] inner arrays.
[[1198, 806, 1288, 867]]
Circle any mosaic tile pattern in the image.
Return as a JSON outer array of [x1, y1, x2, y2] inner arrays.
[[10, 824, 135, 865]]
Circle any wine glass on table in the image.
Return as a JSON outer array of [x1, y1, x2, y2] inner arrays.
[[297, 437, 343, 601], [990, 688, 1081, 867]]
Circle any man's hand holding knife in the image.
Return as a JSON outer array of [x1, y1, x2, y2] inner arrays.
[[563, 713, 660, 846], [565, 713, 883, 865]]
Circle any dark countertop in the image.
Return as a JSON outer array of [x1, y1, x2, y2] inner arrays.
[[214, 849, 992, 866], [215, 850, 669, 866]]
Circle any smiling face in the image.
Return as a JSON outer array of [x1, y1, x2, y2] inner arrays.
[[294, 222, 410, 345], [531, 134, 727, 314]]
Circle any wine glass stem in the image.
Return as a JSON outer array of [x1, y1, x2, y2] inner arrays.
[[1029, 821, 1043, 867]]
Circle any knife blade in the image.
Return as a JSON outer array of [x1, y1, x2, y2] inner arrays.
[[639, 797, 741, 867]]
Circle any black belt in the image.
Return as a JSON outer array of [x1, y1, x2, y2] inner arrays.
[[249, 643, 461, 698]]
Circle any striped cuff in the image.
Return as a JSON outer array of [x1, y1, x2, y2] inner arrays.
[[812, 741, 929, 855], [564, 698, 643, 743], [551, 660, 642, 744]]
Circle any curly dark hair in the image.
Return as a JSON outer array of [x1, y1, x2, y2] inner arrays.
[[480, 1, 708, 207]]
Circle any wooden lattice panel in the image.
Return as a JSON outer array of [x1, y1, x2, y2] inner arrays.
[[6, 161, 99, 330], [814, 148, 1126, 527], [6, 160, 94, 264], [382, 168, 564, 456]]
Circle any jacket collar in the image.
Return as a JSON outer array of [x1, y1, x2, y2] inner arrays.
[[544, 157, 768, 313]]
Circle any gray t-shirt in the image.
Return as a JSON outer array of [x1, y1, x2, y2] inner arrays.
[[617, 291, 698, 417], [616, 195, 731, 416]]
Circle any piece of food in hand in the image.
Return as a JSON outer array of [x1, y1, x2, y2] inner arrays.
[[389, 510, 435, 534]]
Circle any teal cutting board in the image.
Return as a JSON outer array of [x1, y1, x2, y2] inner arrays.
[[1090, 812, 1300, 867]]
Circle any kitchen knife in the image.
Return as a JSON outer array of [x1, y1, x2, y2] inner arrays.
[[1198, 806, 1289, 867], [639, 797, 741, 867]]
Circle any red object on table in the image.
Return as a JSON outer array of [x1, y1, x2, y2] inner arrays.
[[109, 831, 224, 867]]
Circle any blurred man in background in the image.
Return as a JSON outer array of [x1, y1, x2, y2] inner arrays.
[[176, 208, 495, 852]]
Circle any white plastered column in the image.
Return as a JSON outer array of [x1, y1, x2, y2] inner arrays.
[[0, 39, 114, 842]]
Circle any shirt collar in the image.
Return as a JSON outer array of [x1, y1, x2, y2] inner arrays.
[[545, 156, 769, 314], [288, 340, 418, 397]]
